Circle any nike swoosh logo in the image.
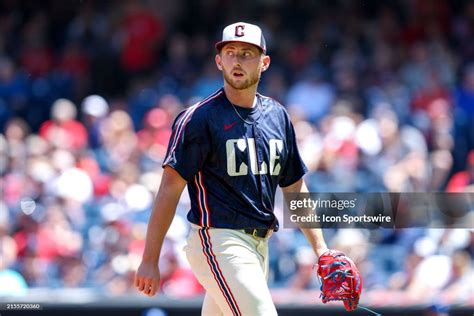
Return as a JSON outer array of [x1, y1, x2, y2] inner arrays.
[[224, 122, 238, 131]]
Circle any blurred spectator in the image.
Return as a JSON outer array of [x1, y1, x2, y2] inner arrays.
[[97, 110, 138, 172], [137, 107, 172, 167], [3, 118, 30, 172], [39, 98, 88, 151], [81, 94, 109, 149]]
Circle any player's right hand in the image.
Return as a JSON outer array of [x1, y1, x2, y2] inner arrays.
[[135, 260, 160, 297]]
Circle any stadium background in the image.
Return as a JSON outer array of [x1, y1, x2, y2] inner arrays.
[[0, 0, 473, 315]]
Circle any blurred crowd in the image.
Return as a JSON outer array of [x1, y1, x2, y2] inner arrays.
[[0, 0, 473, 307]]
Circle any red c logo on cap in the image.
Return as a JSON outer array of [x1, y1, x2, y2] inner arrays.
[[235, 25, 245, 37]]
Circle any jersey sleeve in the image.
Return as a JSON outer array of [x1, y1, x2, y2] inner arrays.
[[278, 112, 308, 187], [163, 109, 210, 182]]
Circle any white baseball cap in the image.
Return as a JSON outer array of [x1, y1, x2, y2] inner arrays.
[[215, 22, 266, 53]]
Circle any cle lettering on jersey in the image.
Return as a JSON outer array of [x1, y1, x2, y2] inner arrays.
[[226, 138, 282, 176]]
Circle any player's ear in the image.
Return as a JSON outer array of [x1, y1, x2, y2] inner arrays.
[[261, 55, 270, 72], [215, 54, 223, 71]]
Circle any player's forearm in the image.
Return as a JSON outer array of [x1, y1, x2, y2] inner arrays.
[[141, 167, 186, 263], [141, 194, 179, 263], [300, 228, 328, 258], [281, 178, 328, 257]]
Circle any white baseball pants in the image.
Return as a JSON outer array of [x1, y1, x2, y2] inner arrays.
[[184, 224, 277, 316]]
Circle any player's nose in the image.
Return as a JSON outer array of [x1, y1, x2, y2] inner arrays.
[[232, 58, 242, 67]]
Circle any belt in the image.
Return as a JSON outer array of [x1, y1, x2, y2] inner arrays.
[[244, 228, 273, 239]]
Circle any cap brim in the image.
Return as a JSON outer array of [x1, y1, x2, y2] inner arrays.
[[215, 40, 265, 53]]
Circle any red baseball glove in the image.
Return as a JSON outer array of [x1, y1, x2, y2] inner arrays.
[[316, 250, 362, 311]]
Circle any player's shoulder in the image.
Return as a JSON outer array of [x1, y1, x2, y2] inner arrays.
[[258, 93, 282, 106], [191, 89, 226, 117], [258, 93, 287, 110], [173, 89, 224, 127], [258, 93, 291, 118]]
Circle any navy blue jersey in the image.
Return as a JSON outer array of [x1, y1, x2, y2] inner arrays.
[[163, 88, 307, 231]]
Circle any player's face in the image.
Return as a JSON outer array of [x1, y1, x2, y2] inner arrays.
[[216, 42, 270, 90]]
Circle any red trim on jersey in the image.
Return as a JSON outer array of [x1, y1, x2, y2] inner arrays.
[[194, 175, 205, 227], [198, 171, 212, 227]]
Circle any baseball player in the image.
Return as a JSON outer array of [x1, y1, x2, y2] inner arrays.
[[135, 22, 330, 315]]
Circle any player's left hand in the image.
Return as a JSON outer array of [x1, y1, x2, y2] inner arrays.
[[316, 249, 362, 311], [135, 260, 161, 297]]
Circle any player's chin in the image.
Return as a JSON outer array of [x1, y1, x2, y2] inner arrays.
[[231, 76, 246, 84], [231, 80, 252, 90]]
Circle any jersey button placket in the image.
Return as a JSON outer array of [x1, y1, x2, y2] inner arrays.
[[254, 127, 266, 201], [254, 126, 264, 176]]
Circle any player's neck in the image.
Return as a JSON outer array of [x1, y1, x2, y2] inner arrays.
[[223, 84, 258, 108]]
